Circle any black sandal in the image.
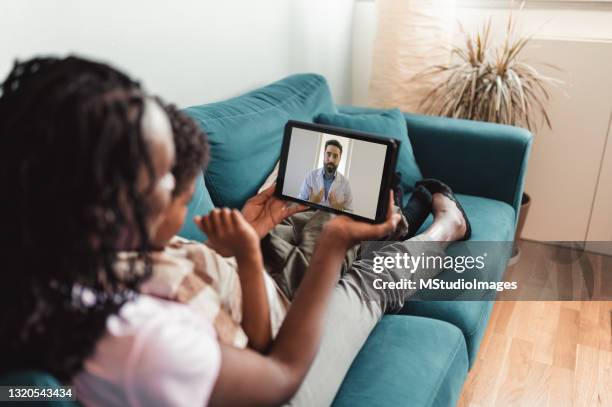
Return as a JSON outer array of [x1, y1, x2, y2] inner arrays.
[[415, 178, 472, 241]]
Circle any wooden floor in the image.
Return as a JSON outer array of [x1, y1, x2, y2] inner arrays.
[[457, 241, 612, 407], [499, 240, 612, 301]]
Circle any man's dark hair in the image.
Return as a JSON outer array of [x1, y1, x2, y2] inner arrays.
[[0, 56, 160, 380], [325, 139, 343, 154], [164, 104, 209, 198]]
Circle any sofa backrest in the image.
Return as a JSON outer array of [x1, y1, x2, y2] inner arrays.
[[178, 73, 337, 241]]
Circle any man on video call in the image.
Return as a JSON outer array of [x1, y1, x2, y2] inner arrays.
[[297, 139, 354, 212]]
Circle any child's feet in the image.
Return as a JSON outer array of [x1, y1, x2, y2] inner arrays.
[[416, 178, 471, 241], [431, 192, 468, 242]]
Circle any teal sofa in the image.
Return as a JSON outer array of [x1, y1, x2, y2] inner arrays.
[[1, 73, 532, 406], [182, 73, 531, 406]]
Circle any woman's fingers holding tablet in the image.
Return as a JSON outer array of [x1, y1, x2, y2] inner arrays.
[[248, 182, 276, 204], [284, 202, 308, 217], [242, 185, 309, 238], [355, 190, 401, 238], [323, 190, 400, 247], [382, 189, 402, 233]]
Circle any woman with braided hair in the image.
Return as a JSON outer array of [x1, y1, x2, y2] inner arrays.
[[0, 55, 401, 406]]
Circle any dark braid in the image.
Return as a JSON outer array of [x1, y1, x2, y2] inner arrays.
[[0, 56, 160, 380], [163, 103, 209, 197]]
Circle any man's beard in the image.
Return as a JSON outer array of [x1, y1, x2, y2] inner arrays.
[[325, 163, 337, 175]]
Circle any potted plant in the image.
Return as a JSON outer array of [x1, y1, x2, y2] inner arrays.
[[419, 14, 560, 260]]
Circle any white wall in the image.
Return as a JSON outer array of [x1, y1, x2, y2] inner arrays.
[[0, 0, 355, 107], [519, 39, 612, 242], [446, 5, 612, 244], [282, 128, 321, 198], [346, 139, 387, 219], [290, 0, 355, 104], [352, 1, 378, 106], [352, 2, 612, 242], [316, 134, 351, 175]]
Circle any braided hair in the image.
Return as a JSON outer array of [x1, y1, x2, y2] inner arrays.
[[0, 56, 162, 380], [164, 104, 209, 197]]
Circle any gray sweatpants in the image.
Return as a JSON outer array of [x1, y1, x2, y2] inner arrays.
[[262, 210, 445, 406]]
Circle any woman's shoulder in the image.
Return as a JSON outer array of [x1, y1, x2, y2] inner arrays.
[[75, 295, 221, 407], [103, 295, 220, 361], [109, 294, 212, 333]]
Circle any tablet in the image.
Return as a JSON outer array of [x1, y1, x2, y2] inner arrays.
[[275, 120, 400, 223]]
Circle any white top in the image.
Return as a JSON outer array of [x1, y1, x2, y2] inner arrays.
[[73, 295, 221, 407]]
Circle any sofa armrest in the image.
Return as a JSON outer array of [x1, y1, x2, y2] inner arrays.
[[337, 105, 533, 222]]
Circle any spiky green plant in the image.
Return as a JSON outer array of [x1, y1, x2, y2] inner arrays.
[[419, 14, 561, 132]]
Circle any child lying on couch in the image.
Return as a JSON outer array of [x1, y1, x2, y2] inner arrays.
[[141, 104, 471, 406], [139, 104, 417, 352]]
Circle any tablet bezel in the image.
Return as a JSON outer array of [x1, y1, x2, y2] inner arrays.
[[275, 120, 400, 224]]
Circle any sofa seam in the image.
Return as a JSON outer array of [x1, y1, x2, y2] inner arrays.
[[188, 75, 326, 123], [202, 171, 223, 207], [425, 326, 466, 407]]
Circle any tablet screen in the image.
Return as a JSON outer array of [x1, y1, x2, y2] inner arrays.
[[281, 126, 389, 221]]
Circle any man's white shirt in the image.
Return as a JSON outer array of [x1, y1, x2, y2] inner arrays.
[[297, 167, 353, 211]]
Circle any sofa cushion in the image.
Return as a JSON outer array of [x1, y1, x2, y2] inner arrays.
[[401, 301, 493, 368], [333, 315, 468, 407], [183, 73, 337, 209], [315, 109, 422, 193]]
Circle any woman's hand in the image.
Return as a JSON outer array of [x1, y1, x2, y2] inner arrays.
[[196, 208, 260, 260], [208, 193, 400, 407], [241, 183, 308, 238], [322, 190, 401, 249]]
